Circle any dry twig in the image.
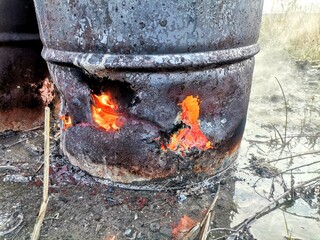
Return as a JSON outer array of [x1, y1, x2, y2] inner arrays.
[[279, 160, 320, 175], [268, 150, 320, 163], [22, 126, 43, 132], [281, 207, 320, 221], [198, 184, 221, 240], [233, 175, 320, 233], [31, 107, 51, 240], [2, 139, 27, 150], [0, 166, 19, 172], [182, 185, 221, 240], [275, 77, 288, 147]]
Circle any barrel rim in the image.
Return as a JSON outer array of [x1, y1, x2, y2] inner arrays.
[[42, 44, 259, 72]]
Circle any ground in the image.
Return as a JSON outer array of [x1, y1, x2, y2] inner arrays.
[[0, 125, 234, 240]]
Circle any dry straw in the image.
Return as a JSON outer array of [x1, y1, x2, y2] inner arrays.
[[31, 107, 50, 240]]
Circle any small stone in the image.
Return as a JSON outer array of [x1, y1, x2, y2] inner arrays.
[[178, 193, 187, 202], [124, 229, 132, 236], [220, 179, 227, 185], [73, 173, 81, 179], [73, 166, 80, 171], [124, 228, 134, 238], [105, 197, 117, 204], [149, 222, 160, 232]]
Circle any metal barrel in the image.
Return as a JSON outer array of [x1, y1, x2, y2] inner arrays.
[[0, 0, 49, 131], [34, 0, 264, 189]]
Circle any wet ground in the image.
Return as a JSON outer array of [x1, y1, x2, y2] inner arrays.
[[232, 51, 320, 240], [0, 50, 319, 240]]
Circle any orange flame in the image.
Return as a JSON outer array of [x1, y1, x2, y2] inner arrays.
[[164, 96, 213, 152], [91, 93, 124, 131], [60, 114, 72, 130]]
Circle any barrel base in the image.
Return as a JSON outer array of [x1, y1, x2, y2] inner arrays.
[[65, 139, 240, 191]]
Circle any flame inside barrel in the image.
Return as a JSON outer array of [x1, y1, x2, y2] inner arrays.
[[91, 93, 124, 131], [164, 95, 213, 153], [60, 114, 72, 130]]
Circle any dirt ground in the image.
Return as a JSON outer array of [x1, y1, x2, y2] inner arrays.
[[1, 45, 320, 240], [0, 124, 237, 240]]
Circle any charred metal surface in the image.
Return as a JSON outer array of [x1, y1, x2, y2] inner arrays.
[[0, 44, 48, 110], [0, 0, 49, 131], [34, 0, 264, 188], [34, 0, 263, 55]]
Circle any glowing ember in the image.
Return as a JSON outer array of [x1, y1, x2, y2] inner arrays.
[[172, 215, 196, 239], [164, 95, 213, 152], [91, 93, 124, 131], [60, 114, 72, 130]]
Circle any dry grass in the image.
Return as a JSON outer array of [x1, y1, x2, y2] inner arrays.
[[259, 11, 320, 61], [31, 107, 51, 240]]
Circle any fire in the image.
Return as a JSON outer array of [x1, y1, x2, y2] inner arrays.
[[60, 114, 72, 130], [91, 93, 124, 131], [164, 96, 213, 152]]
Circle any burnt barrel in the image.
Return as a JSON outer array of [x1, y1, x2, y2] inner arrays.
[[0, 0, 49, 131], [34, 0, 264, 189]]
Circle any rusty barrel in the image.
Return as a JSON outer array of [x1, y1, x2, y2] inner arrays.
[[0, 0, 49, 131], [34, 0, 264, 190]]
